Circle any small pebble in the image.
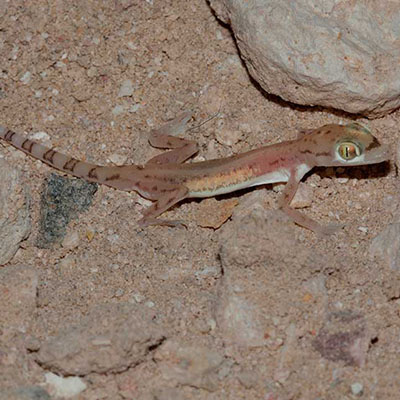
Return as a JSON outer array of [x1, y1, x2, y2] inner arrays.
[[31, 131, 50, 141], [108, 153, 127, 164], [351, 382, 363, 396], [45, 372, 86, 398], [358, 226, 368, 234], [107, 233, 120, 244], [145, 300, 155, 308], [112, 105, 125, 116], [114, 288, 125, 298], [291, 183, 313, 208], [87, 66, 98, 78], [118, 79, 134, 97], [85, 228, 95, 242], [131, 293, 145, 303], [207, 318, 216, 331], [62, 231, 80, 249], [20, 71, 31, 84], [129, 103, 141, 113]]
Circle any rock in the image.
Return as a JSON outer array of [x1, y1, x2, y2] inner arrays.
[[0, 265, 38, 333], [290, 183, 313, 209], [44, 373, 86, 398], [19, 71, 31, 85], [209, 0, 400, 117], [215, 119, 243, 146], [154, 339, 225, 391], [36, 173, 97, 249], [117, 79, 134, 97], [61, 231, 80, 249], [215, 207, 328, 347], [195, 198, 238, 229], [351, 382, 364, 396], [0, 159, 31, 265], [112, 105, 125, 116], [35, 303, 164, 375], [312, 310, 369, 367], [30, 131, 50, 142]]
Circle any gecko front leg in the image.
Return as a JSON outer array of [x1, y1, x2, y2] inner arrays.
[[278, 170, 342, 236]]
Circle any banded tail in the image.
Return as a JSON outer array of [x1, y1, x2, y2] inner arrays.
[[0, 126, 129, 186]]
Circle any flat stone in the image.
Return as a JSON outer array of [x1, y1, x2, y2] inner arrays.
[[35, 303, 164, 375]]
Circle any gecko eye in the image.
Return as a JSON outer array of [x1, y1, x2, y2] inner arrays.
[[337, 142, 361, 160]]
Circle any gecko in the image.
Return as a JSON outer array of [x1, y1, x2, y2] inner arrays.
[[0, 113, 390, 235]]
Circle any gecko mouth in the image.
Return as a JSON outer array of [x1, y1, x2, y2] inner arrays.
[[363, 144, 391, 164]]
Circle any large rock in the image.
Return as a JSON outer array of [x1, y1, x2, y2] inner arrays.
[[209, 0, 400, 117]]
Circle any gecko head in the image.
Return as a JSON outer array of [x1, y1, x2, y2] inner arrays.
[[310, 122, 391, 167]]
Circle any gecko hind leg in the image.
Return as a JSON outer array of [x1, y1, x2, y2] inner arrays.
[[146, 111, 198, 165], [138, 186, 189, 227]]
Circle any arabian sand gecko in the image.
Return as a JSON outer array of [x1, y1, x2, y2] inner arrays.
[[0, 113, 390, 235]]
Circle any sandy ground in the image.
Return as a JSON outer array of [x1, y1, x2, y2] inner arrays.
[[1, 1, 400, 399]]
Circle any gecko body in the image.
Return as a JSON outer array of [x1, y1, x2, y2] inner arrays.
[[0, 114, 390, 235]]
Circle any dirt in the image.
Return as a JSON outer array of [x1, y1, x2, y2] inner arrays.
[[0, 1, 400, 399]]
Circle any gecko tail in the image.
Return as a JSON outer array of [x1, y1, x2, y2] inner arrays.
[[0, 125, 101, 181]]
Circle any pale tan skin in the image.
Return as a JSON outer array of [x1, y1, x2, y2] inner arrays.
[[0, 113, 390, 235]]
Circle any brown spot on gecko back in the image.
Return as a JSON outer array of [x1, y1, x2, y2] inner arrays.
[[105, 174, 121, 181], [365, 136, 381, 151], [315, 151, 330, 157]]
